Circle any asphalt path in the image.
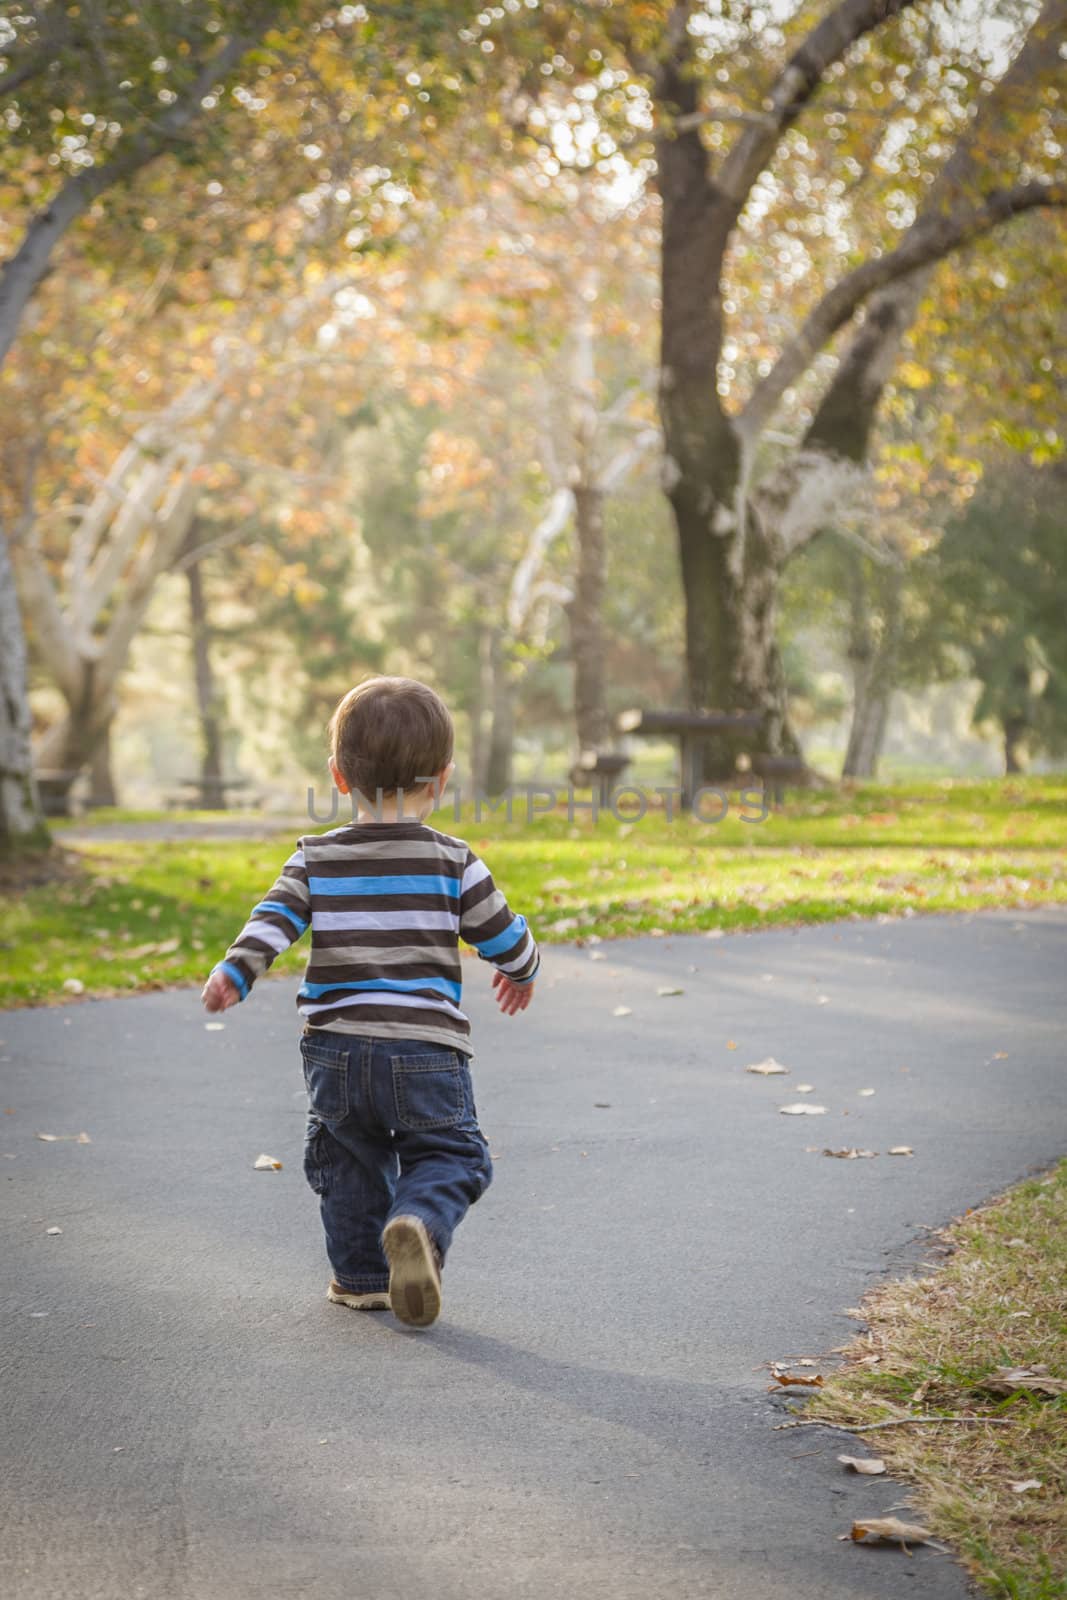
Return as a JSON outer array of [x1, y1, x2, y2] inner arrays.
[[3, 910, 1066, 1600]]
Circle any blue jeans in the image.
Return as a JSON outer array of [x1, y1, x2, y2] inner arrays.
[[300, 1030, 493, 1293]]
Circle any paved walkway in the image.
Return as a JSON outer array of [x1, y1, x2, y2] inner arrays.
[[3, 911, 1065, 1599]]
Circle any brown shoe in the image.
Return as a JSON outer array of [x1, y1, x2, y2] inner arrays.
[[381, 1215, 443, 1328], [327, 1280, 390, 1311]]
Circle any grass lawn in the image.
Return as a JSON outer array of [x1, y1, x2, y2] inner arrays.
[[1, 776, 1065, 1007], [802, 1159, 1067, 1599]]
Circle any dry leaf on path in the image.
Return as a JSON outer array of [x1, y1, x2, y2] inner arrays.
[[705, 929, 724, 940], [780, 1103, 827, 1116], [859, 1088, 875, 1097], [253, 1154, 283, 1171], [589, 951, 606, 961], [204, 1022, 225, 1031], [612, 1005, 633, 1018], [849, 1516, 933, 1550], [726, 1040, 738, 1050], [979, 1366, 1067, 1398], [770, 1370, 824, 1388], [656, 985, 684, 997], [796, 1083, 816, 1094], [45, 1226, 63, 1236], [823, 1147, 877, 1159], [746, 1058, 788, 1076], [888, 1146, 914, 1156], [838, 1455, 886, 1476], [1009, 1479, 1043, 1494], [35, 1131, 92, 1144]]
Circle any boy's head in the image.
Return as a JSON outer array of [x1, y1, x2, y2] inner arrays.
[[328, 676, 454, 802]]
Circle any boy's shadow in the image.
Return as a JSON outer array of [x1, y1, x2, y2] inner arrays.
[[378, 1320, 748, 1463]]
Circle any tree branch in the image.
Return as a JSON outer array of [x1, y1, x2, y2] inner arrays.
[[716, 0, 919, 211], [0, 23, 265, 369], [739, 179, 1067, 445]]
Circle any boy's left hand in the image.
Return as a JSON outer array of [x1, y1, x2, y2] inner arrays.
[[201, 970, 240, 1012], [492, 968, 534, 1016]]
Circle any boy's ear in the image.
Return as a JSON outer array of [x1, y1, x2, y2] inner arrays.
[[329, 757, 351, 795], [436, 761, 455, 796]]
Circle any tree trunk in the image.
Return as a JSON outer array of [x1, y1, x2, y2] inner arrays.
[[842, 558, 904, 779], [0, 527, 50, 853], [485, 630, 514, 796], [86, 710, 118, 808], [567, 484, 610, 753], [656, 76, 799, 780], [1003, 717, 1027, 774], [468, 623, 493, 795], [31, 659, 114, 815], [186, 554, 227, 809]]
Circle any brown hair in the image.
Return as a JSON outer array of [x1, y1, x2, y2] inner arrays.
[[328, 676, 454, 798]]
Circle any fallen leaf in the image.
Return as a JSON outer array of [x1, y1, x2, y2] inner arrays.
[[205, 1022, 225, 1031], [823, 1147, 877, 1159], [253, 1154, 283, 1171], [593, 1102, 611, 1109], [35, 1131, 92, 1144], [45, 1226, 63, 1236], [993, 1051, 1008, 1060], [888, 1146, 914, 1156], [656, 985, 684, 997], [746, 1058, 788, 1076], [979, 1366, 1067, 1398], [770, 1370, 824, 1388], [612, 1005, 632, 1018], [817, 995, 830, 1005], [850, 1516, 932, 1549], [1009, 1479, 1043, 1494], [795, 1083, 816, 1094], [859, 1088, 876, 1097], [589, 950, 606, 962], [780, 1103, 827, 1116], [704, 929, 724, 940], [726, 1040, 738, 1050], [838, 1454, 887, 1476], [62, 977, 85, 995]]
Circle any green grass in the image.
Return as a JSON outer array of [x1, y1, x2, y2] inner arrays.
[[805, 1160, 1067, 1598], [1, 777, 1065, 1007]]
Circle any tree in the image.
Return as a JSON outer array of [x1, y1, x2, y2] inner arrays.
[[922, 462, 1067, 773], [591, 0, 1067, 777]]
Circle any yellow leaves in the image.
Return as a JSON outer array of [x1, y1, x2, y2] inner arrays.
[[896, 360, 932, 390]]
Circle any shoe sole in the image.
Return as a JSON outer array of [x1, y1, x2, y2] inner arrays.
[[382, 1216, 441, 1328], [326, 1285, 390, 1311]]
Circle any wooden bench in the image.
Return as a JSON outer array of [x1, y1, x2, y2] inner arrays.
[[616, 708, 807, 807], [165, 778, 263, 812], [568, 749, 632, 806]]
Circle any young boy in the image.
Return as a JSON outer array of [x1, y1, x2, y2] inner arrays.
[[201, 676, 538, 1328]]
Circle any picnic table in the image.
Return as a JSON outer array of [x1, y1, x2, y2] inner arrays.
[[615, 708, 805, 806]]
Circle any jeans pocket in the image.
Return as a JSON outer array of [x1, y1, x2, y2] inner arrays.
[[391, 1051, 465, 1130], [303, 1118, 331, 1196], [300, 1034, 350, 1121]]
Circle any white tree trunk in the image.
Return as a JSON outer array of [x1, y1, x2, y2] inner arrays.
[[0, 528, 49, 851]]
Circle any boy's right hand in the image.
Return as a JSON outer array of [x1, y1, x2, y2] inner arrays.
[[201, 970, 240, 1013]]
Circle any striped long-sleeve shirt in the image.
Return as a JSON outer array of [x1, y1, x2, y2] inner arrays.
[[212, 821, 539, 1053]]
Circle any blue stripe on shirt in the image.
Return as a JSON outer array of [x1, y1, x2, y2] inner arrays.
[[252, 900, 309, 934], [298, 975, 463, 1003], [308, 874, 461, 899], [214, 960, 250, 999], [469, 912, 528, 959]]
